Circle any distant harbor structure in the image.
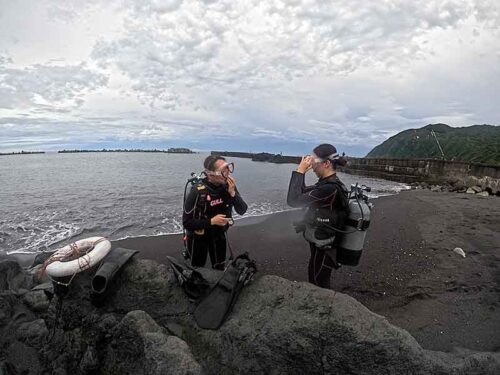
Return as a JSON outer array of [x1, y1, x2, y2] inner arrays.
[[0, 151, 45, 156], [58, 148, 195, 154], [211, 151, 300, 164]]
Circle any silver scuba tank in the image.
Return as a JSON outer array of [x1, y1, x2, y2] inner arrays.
[[337, 184, 373, 266]]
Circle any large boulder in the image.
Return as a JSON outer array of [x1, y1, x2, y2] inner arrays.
[[101, 310, 201, 375], [110, 260, 500, 375], [178, 276, 500, 375], [1, 258, 499, 374]]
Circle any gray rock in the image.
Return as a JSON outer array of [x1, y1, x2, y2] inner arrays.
[[5, 341, 41, 375], [79, 346, 99, 374], [0, 291, 17, 326], [31, 282, 55, 300], [431, 185, 442, 192], [23, 290, 50, 312], [471, 185, 482, 193], [174, 276, 497, 374], [144, 333, 202, 375], [2, 258, 500, 375], [477, 191, 490, 197], [32, 251, 55, 267], [0, 260, 33, 292], [102, 310, 202, 375], [113, 261, 500, 375], [465, 176, 500, 195], [17, 319, 49, 347], [466, 187, 476, 194]]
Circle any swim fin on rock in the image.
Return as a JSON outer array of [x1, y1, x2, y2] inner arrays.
[[166, 256, 213, 300], [91, 246, 138, 305], [194, 252, 257, 330]]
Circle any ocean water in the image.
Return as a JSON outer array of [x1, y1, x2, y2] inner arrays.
[[0, 153, 409, 254]]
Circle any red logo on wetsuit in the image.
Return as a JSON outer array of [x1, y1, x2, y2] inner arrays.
[[210, 198, 224, 206]]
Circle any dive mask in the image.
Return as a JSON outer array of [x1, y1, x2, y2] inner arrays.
[[312, 152, 339, 163], [205, 162, 234, 180], [213, 162, 234, 178]]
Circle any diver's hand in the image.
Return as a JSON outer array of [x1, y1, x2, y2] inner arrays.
[[297, 156, 312, 173], [211, 214, 229, 226], [227, 176, 237, 197]]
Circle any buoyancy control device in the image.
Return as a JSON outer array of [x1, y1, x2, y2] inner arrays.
[[299, 183, 373, 266]]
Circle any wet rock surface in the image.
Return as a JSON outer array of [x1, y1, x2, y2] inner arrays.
[[0, 258, 499, 374]]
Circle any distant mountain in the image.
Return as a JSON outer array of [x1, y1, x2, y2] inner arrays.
[[366, 124, 500, 165]]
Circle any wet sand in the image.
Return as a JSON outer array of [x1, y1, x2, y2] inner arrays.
[[116, 190, 500, 353]]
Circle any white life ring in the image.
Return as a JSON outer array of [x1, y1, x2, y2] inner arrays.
[[45, 236, 111, 278]]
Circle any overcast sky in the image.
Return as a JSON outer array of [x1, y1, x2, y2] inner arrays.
[[1, 0, 499, 156]]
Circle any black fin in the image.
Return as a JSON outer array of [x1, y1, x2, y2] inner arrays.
[[194, 253, 256, 330], [91, 247, 138, 305], [166, 256, 212, 300]]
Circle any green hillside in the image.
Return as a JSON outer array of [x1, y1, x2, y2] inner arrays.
[[366, 124, 500, 165]]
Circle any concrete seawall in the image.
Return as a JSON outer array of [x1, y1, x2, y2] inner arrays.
[[344, 157, 500, 193]]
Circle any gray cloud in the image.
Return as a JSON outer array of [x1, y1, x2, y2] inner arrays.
[[0, 0, 499, 154], [0, 61, 108, 110], [91, 0, 498, 106]]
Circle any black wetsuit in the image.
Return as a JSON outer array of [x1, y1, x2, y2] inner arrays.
[[287, 171, 348, 288], [183, 179, 247, 270]]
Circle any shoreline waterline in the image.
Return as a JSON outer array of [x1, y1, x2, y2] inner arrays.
[[2, 187, 410, 256]]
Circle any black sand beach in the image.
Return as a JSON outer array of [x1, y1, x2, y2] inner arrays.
[[116, 189, 500, 353]]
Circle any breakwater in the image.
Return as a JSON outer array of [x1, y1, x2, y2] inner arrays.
[[0, 151, 45, 156], [211, 151, 300, 164]]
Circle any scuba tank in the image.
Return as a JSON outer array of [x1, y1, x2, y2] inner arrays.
[[336, 184, 373, 266], [182, 172, 206, 259]]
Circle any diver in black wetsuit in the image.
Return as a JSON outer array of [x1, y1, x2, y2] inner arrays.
[[183, 155, 247, 270], [287, 144, 348, 289]]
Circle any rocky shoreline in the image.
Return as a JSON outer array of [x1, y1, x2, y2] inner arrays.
[[409, 180, 500, 196], [1, 254, 500, 374]]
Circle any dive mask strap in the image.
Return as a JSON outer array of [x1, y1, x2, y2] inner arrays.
[[312, 153, 339, 163]]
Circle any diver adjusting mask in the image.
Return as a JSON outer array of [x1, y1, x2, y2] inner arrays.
[[205, 162, 234, 183], [312, 152, 340, 164]]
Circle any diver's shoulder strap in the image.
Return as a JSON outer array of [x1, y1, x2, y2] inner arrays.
[[192, 182, 210, 207], [320, 178, 349, 209]]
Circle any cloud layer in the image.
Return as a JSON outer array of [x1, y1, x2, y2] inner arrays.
[[1, 0, 499, 155]]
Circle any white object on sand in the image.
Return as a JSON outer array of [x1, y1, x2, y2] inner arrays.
[[453, 247, 466, 258]]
